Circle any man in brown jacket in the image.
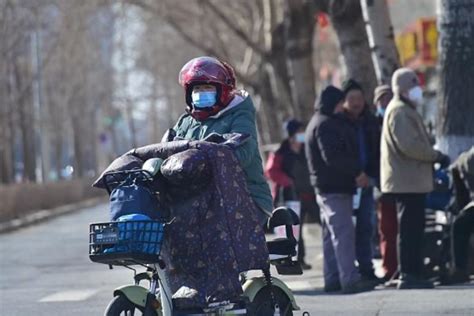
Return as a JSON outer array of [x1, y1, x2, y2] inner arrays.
[[380, 68, 450, 289]]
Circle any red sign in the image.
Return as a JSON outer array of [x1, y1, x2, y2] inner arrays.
[[418, 18, 438, 66]]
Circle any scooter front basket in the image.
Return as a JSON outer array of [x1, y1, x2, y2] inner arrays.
[[89, 220, 164, 266]]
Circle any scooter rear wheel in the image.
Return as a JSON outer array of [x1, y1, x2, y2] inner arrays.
[[105, 294, 149, 316], [248, 285, 293, 316]]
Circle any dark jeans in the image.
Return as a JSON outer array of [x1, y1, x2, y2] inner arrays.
[[298, 196, 319, 262], [354, 187, 375, 273], [389, 193, 426, 276], [452, 206, 474, 270]]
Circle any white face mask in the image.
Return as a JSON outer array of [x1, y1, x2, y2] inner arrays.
[[295, 133, 305, 143], [407, 86, 423, 105]]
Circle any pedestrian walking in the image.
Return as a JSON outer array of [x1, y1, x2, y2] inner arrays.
[[265, 119, 318, 270], [380, 68, 451, 289], [305, 85, 376, 294]]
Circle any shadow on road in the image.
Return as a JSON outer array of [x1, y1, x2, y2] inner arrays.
[[292, 288, 328, 296], [435, 283, 474, 290]]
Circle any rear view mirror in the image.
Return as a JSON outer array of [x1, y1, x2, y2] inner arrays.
[[142, 158, 164, 176]]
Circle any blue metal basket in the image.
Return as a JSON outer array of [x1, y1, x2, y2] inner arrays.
[[89, 220, 165, 266]]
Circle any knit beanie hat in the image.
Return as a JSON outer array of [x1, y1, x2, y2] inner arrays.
[[373, 85, 392, 104], [284, 119, 303, 137], [319, 85, 345, 115], [391, 68, 419, 95], [342, 78, 363, 95]]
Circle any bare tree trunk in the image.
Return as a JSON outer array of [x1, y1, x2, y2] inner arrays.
[[264, 0, 295, 121], [284, 0, 316, 120], [328, 0, 377, 101], [437, 0, 474, 158], [54, 136, 63, 179], [269, 25, 295, 120], [87, 105, 98, 175], [0, 62, 15, 183], [71, 112, 85, 178], [14, 60, 37, 182], [125, 100, 138, 148], [360, 0, 400, 85], [258, 64, 286, 143], [0, 118, 15, 183]]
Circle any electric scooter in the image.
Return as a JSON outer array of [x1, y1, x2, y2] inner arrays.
[[89, 159, 303, 315]]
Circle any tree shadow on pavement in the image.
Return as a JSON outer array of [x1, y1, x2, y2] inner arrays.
[[292, 288, 332, 296], [436, 283, 474, 290]]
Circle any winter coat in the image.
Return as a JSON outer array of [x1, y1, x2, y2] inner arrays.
[[305, 104, 361, 195], [451, 146, 474, 206], [343, 109, 381, 182], [264, 140, 313, 204], [380, 96, 439, 193], [359, 111, 381, 180], [172, 91, 273, 216]]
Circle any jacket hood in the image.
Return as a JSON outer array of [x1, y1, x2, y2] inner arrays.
[[208, 90, 251, 119], [318, 85, 345, 116]]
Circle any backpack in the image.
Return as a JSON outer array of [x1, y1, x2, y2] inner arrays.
[[109, 176, 160, 221]]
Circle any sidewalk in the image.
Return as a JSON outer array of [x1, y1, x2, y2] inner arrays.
[[280, 224, 474, 316], [0, 197, 106, 234]]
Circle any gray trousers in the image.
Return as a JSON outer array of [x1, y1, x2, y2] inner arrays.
[[317, 193, 360, 287]]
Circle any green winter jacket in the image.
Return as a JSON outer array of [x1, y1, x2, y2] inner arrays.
[[173, 92, 273, 217]]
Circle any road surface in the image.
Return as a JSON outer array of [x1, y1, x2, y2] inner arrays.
[[1, 203, 473, 315]]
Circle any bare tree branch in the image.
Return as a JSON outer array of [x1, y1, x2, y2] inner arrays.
[[201, 0, 268, 58]]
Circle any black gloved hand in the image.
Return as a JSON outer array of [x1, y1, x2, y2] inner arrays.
[[436, 152, 451, 169], [202, 132, 226, 144], [161, 128, 176, 142], [129, 140, 190, 160]]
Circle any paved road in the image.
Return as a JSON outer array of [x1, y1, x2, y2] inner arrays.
[[0, 203, 473, 315]]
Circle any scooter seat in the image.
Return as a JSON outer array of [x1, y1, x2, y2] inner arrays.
[[266, 238, 296, 256]]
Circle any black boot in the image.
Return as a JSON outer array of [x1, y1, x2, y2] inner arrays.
[[360, 269, 384, 285], [299, 260, 312, 270], [397, 273, 434, 289], [439, 269, 470, 285], [324, 281, 342, 293]]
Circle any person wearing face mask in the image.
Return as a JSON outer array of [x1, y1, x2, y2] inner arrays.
[[374, 85, 393, 123], [264, 119, 317, 270], [373, 85, 399, 283], [171, 56, 273, 225], [305, 86, 377, 294], [381, 68, 451, 289]]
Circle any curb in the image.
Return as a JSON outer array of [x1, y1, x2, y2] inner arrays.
[[0, 196, 107, 234]]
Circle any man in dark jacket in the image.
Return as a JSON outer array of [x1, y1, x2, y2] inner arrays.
[[342, 79, 382, 282], [305, 85, 375, 294]]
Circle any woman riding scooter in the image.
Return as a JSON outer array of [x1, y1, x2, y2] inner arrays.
[[125, 56, 275, 305], [165, 56, 272, 226]]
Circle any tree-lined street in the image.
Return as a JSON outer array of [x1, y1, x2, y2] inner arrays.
[[1, 1, 474, 315]]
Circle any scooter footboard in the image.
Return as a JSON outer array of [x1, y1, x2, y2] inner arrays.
[[242, 277, 300, 311]]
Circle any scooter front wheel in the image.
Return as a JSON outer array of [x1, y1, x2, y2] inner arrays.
[[105, 294, 149, 316], [248, 285, 294, 316]]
